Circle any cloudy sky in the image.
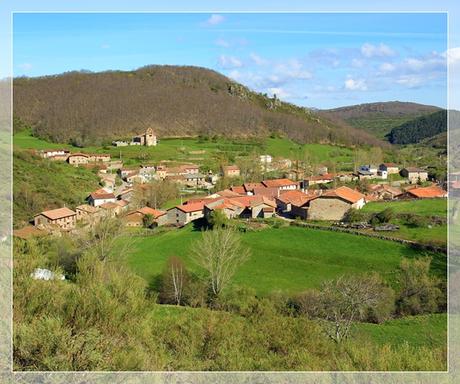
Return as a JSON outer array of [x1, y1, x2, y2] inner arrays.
[[13, 13, 448, 109]]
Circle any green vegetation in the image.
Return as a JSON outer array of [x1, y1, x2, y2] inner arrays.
[[355, 313, 446, 348], [126, 225, 446, 295], [362, 199, 447, 217], [387, 110, 447, 145], [346, 116, 420, 139], [13, 149, 100, 227]]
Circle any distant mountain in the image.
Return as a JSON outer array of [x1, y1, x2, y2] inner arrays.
[[13, 65, 383, 148], [386, 110, 447, 145], [322, 101, 441, 139]]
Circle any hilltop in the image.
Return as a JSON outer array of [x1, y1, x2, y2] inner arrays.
[[13, 65, 382, 148], [322, 101, 441, 139]]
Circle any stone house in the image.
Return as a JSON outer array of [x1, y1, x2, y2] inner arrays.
[[124, 207, 167, 227], [379, 163, 400, 174], [75, 204, 100, 222], [67, 153, 89, 166], [167, 202, 205, 226], [307, 186, 365, 221], [276, 190, 314, 213], [87, 189, 117, 207], [221, 165, 241, 178], [34, 207, 77, 230], [400, 167, 429, 184]]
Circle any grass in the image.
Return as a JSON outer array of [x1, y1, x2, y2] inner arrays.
[[14, 130, 356, 170], [126, 225, 446, 295], [355, 313, 447, 348], [361, 199, 447, 217]]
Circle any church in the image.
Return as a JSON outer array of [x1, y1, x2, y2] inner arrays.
[[131, 128, 157, 146]]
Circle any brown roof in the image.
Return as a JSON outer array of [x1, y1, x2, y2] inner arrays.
[[222, 165, 240, 171], [76, 204, 99, 214], [382, 162, 398, 167], [115, 199, 130, 207], [216, 189, 242, 198], [175, 202, 205, 213], [262, 178, 297, 188], [137, 207, 166, 217], [68, 153, 88, 158], [89, 188, 116, 200], [322, 186, 365, 204], [407, 186, 447, 198], [252, 187, 279, 199], [304, 173, 334, 182], [36, 207, 77, 220], [277, 190, 310, 204], [230, 186, 246, 195], [243, 182, 264, 192], [100, 202, 119, 210]]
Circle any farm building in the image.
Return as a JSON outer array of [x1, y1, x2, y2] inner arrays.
[[221, 165, 241, 178], [301, 174, 334, 188], [276, 190, 314, 213], [75, 204, 100, 222], [38, 149, 70, 159], [307, 186, 365, 221], [167, 202, 205, 226], [400, 167, 429, 184], [404, 185, 447, 199], [124, 207, 167, 227], [87, 189, 117, 207], [379, 163, 400, 174], [262, 178, 297, 191], [67, 153, 89, 166], [34, 207, 77, 230]]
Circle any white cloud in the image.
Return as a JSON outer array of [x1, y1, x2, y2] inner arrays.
[[444, 47, 460, 65], [267, 87, 290, 99], [396, 74, 424, 88], [203, 14, 224, 26], [379, 62, 396, 72], [218, 55, 243, 69], [18, 63, 33, 71], [361, 43, 395, 58], [351, 58, 364, 68], [215, 38, 230, 48], [344, 77, 367, 91], [250, 53, 268, 66]]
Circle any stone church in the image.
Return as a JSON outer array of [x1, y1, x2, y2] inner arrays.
[[132, 128, 157, 146]]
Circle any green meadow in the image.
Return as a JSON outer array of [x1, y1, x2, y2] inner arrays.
[[126, 225, 446, 295], [361, 199, 447, 217]]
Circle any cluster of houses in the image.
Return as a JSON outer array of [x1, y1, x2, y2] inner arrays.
[[38, 149, 112, 166], [112, 128, 158, 147]]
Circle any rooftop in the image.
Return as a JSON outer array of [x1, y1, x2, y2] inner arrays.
[[36, 207, 77, 220], [261, 178, 297, 188], [322, 186, 365, 204]]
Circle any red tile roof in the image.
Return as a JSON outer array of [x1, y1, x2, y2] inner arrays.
[[216, 189, 242, 198], [243, 182, 264, 192], [36, 207, 77, 220], [407, 186, 447, 198], [89, 189, 116, 200], [322, 186, 365, 204], [262, 178, 297, 188], [137, 207, 166, 217], [229, 186, 246, 195], [252, 186, 279, 199], [175, 202, 205, 213]]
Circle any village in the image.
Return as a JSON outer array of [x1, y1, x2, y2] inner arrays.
[[13, 128, 448, 239]]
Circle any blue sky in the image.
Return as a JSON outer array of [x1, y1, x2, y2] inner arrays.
[[13, 12, 447, 109]]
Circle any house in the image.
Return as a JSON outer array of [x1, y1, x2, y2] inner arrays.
[[67, 153, 89, 166], [357, 170, 375, 180], [262, 178, 297, 191], [131, 127, 157, 146], [231, 196, 277, 219], [276, 190, 314, 213], [75, 204, 100, 222], [252, 186, 279, 199], [87, 189, 117, 207], [221, 165, 241, 178], [366, 184, 403, 201], [34, 207, 77, 230], [359, 164, 378, 175], [379, 163, 400, 175], [301, 173, 334, 188], [404, 185, 447, 199], [88, 154, 111, 163], [100, 202, 123, 217], [400, 167, 429, 184], [38, 149, 70, 159], [167, 202, 205, 226], [243, 182, 264, 194], [180, 164, 200, 174], [124, 207, 167, 227], [115, 199, 130, 212], [203, 198, 246, 220], [260, 154, 273, 165], [214, 189, 243, 198], [117, 188, 134, 201], [229, 185, 246, 195], [307, 186, 365, 221], [112, 140, 128, 147]]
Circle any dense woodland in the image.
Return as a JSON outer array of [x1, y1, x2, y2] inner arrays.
[[386, 110, 447, 145], [12, 66, 383, 147]]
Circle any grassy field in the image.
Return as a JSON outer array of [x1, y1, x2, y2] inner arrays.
[[355, 313, 447, 348], [14, 130, 355, 170], [362, 199, 447, 217], [126, 225, 446, 295]]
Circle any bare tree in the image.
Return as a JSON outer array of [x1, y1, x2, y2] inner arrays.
[[316, 274, 391, 343], [191, 228, 250, 297], [160, 256, 188, 305]]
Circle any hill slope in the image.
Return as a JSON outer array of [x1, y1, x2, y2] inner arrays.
[[386, 110, 447, 145], [322, 101, 441, 139], [13, 65, 382, 147]]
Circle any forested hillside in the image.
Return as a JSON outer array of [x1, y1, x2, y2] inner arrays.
[[386, 110, 447, 145], [13, 65, 382, 147], [322, 101, 440, 139]]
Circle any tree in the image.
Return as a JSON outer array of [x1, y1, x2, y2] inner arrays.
[[316, 274, 393, 343], [396, 257, 443, 316], [159, 256, 189, 305], [78, 215, 130, 262], [142, 213, 155, 228], [191, 228, 250, 297], [132, 179, 179, 209], [208, 209, 229, 229]]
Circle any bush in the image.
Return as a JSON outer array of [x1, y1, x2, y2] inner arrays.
[[344, 208, 369, 223], [370, 208, 394, 225], [405, 214, 429, 228]]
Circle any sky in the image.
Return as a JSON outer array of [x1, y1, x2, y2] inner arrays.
[[12, 12, 448, 109]]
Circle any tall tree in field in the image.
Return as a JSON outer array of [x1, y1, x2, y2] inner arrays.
[[132, 179, 179, 209], [160, 256, 189, 305], [191, 228, 250, 297]]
